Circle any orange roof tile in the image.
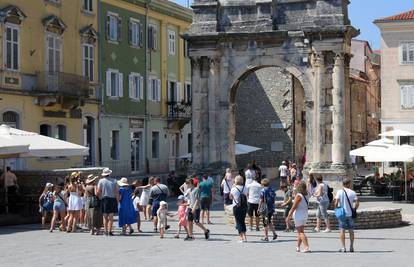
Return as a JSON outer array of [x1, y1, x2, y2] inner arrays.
[[374, 9, 414, 23]]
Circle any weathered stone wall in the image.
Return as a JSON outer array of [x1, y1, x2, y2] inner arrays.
[[235, 67, 293, 169], [225, 205, 403, 230]]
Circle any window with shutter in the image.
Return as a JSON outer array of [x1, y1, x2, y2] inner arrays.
[[177, 82, 182, 102], [401, 84, 414, 109], [117, 17, 122, 41], [107, 69, 120, 98], [4, 24, 20, 71], [168, 29, 176, 56], [401, 42, 414, 64], [148, 24, 157, 50], [108, 14, 119, 42], [129, 19, 141, 47], [139, 76, 144, 99], [157, 79, 161, 101]]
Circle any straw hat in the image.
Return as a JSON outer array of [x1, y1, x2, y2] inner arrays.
[[46, 182, 54, 188], [117, 177, 129, 187], [101, 168, 112, 177], [85, 176, 98, 185], [70, 171, 79, 178], [160, 201, 167, 206]]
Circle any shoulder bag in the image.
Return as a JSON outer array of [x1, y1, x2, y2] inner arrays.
[[343, 189, 357, 219]]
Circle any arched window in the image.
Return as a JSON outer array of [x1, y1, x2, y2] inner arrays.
[[2, 111, 19, 128], [40, 124, 52, 137], [55, 124, 66, 140]]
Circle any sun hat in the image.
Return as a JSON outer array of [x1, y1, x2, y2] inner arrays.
[[46, 182, 54, 188], [85, 176, 98, 185], [177, 195, 185, 201], [160, 201, 167, 206], [117, 177, 129, 187], [101, 168, 112, 177]]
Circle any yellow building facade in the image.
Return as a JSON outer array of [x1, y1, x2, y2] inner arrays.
[[0, 0, 100, 170]]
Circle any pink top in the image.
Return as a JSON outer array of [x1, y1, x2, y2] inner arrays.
[[178, 205, 187, 227]]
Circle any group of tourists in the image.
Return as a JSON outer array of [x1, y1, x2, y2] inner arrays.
[[39, 168, 212, 241], [223, 161, 359, 253], [38, 160, 360, 253]]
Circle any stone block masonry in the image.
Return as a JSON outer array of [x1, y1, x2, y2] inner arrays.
[[225, 206, 403, 230], [235, 67, 294, 168]]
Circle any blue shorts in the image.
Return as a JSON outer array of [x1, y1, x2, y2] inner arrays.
[[152, 201, 160, 217], [339, 217, 354, 230], [53, 202, 66, 212]]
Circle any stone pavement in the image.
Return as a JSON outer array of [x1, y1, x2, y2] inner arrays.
[[0, 200, 413, 267]]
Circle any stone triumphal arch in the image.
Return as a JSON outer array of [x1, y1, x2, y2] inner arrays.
[[185, 0, 358, 180]]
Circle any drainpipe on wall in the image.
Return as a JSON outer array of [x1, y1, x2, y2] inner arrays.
[[144, 0, 152, 174], [98, 0, 103, 164]]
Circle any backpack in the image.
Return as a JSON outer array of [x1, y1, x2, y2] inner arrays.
[[236, 186, 248, 209], [327, 185, 334, 203]]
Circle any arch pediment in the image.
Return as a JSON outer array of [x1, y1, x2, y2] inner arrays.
[[43, 15, 66, 35], [0, 5, 27, 24], [80, 24, 98, 44]]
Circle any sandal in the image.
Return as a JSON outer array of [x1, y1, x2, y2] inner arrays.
[[303, 248, 312, 253], [261, 237, 269, 242]]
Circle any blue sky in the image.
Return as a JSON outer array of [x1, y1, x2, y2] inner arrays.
[[172, 0, 413, 49]]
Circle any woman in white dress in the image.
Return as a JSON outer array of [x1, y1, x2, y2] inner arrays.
[[137, 177, 154, 221], [286, 181, 311, 253], [67, 173, 83, 233]]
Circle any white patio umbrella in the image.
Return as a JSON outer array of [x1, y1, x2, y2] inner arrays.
[[0, 124, 89, 213], [349, 139, 390, 157], [379, 129, 414, 145], [364, 144, 414, 202], [179, 143, 262, 159], [0, 124, 89, 158], [235, 142, 262, 155]]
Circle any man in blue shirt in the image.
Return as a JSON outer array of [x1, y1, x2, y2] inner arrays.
[[259, 178, 278, 241], [199, 174, 214, 224]]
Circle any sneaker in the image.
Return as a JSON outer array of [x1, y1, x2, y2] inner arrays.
[[323, 229, 331, 233], [313, 228, 320, 232], [184, 236, 194, 241], [349, 247, 354, 253], [273, 234, 278, 240], [204, 229, 210, 240], [296, 247, 300, 252], [339, 248, 347, 253], [256, 227, 260, 231], [303, 248, 312, 253]]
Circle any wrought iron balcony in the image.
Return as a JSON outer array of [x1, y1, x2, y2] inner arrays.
[[167, 101, 192, 120], [35, 71, 90, 98]]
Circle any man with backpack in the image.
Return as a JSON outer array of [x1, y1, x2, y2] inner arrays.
[[149, 177, 169, 232], [335, 178, 359, 253], [259, 178, 278, 241], [230, 175, 248, 242], [186, 178, 210, 240]]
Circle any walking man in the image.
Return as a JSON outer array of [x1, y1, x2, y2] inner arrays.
[[246, 176, 262, 231], [278, 161, 288, 185], [335, 178, 359, 252], [150, 177, 169, 232], [199, 175, 214, 224], [245, 164, 256, 186], [97, 168, 119, 236], [186, 178, 210, 240]]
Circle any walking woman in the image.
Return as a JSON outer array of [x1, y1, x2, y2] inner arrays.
[[85, 176, 103, 235], [286, 181, 311, 253], [230, 175, 248, 243], [138, 177, 154, 221], [67, 173, 83, 233], [313, 175, 331, 232], [118, 178, 137, 235], [39, 183, 54, 228], [50, 183, 66, 232]]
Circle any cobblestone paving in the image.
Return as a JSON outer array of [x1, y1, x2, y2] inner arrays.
[[0, 201, 413, 267]]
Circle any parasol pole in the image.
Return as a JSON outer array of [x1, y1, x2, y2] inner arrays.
[[3, 159, 8, 214], [405, 162, 408, 202]]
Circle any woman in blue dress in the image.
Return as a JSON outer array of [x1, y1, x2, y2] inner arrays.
[[117, 178, 137, 235]]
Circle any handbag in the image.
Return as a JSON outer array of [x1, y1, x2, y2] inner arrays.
[[259, 191, 268, 216], [335, 206, 346, 220], [343, 189, 357, 219]]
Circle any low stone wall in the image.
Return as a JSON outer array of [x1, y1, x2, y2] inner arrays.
[[225, 206, 403, 230]]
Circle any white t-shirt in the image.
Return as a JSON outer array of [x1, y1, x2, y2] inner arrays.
[[230, 185, 248, 206], [132, 196, 140, 212], [245, 169, 256, 184], [246, 181, 262, 204], [279, 165, 288, 177], [335, 188, 358, 217], [221, 175, 233, 194]]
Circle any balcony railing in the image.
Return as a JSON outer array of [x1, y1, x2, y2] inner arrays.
[[167, 101, 192, 120], [35, 71, 90, 98]]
